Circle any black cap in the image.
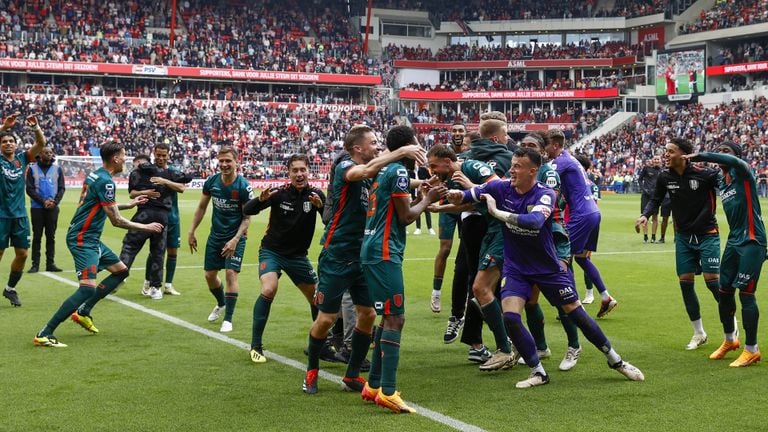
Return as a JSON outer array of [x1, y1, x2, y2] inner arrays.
[[719, 140, 742, 158]]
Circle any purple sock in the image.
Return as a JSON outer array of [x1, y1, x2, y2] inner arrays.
[[575, 257, 607, 294], [503, 312, 539, 367], [567, 306, 612, 352]]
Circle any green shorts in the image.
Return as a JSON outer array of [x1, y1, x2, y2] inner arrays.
[[314, 251, 371, 314], [719, 242, 766, 294], [554, 231, 571, 262], [479, 230, 504, 270], [66, 239, 121, 281], [204, 236, 247, 272], [439, 212, 460, 240], [0, 217, 30, 249], [675, 233, 720, 275], [166, 222, 181, 249], [258, 247, 318, 285], [363, 260, 405, 316]]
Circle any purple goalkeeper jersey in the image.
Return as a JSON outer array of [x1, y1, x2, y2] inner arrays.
[[552, 150, 599, 218], [463, 179, 561, 275]]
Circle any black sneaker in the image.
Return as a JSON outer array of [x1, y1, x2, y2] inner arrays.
[[320, 341, 342, 363], [658, 238, 665, 244], [334, 345, 351, 363], [46, 264, 63, 272], [3, 289, 21, 307], [360, 357, 371, 372], [443, 316, 465, 344], [468, 345, 491, 363], [28, 265, 39, 273]]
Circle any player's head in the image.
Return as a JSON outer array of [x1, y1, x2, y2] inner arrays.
[[427, 144, 458, 182], [217, 146, 239, 177], [386, 125, 417, 170], [665, 137, 692, 169], [509, 147, 541, 190], [519, 132, 547, 159], [479, 111, 508, 144], [543, 129, 565, 159], [463, 130, 480, 153], [0, 131, 18, 158], [101, 141, 127, 174], [575, 154, 592, 171], [153, 142, 170, 168], [344, 124, 379, 163], [450, 122, 466, 150], [718, 140, 742, 159], [132, 154, 151, 168], [286, 153, 310, 189]]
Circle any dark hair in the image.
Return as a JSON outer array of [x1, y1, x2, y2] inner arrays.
[[133, 153, 151, 164], [719, 140, 742, 158], [286, 153, 310, 168], [671, 137, 693, 155], [427, 144, 457, 161], [343, 124, 373, 152], [521, 132, 546, 149], [545, 129, 565, 147], [513, 147, 542, 167], [575, 154, 592, 171], [466, 131, 481, 142], [100, 141, 124, 163], [218, 146, 239, 159], [385, 125, 415, 152], [0, 131, 17, 144], [153, 142, 170, 152]]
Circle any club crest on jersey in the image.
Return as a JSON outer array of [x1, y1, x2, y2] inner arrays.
[[303, 201, 312, 213], [231, 190, 239, 200], [394, 294, 403, 307], [14, 160, 21, 168], [689, 179, 699, 190]]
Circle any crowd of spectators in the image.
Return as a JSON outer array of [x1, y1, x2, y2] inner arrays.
[[385, 40, 639, 62], [679, 0, 768, 35], [403, 70, 626, 92], [600, 0, 668, 19]]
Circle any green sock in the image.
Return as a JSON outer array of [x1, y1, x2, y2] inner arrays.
[[223, 292, 238, 322], [7, 271, 21, 288], [481, 299, 511, 353], [344, 327, 373, 379], [165, 255, 177, 284], [705, 279, 721, 303], [679, 280, 701, 321], [251, 294, 273, 349], [40, 285, 96, 335], [367, 326, 384, 389], [380, 329, 402, 396], [79, 270, 129, 316], [433, 277, 443, 291], [525, 303, 548, 351], [306, 334, 325, 370], [740, 293, 759, 346], [557, 305, 580, 348], [210, 284, 225, 306]]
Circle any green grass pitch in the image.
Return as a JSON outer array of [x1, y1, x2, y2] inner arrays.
[[2, 190, 767, 431]]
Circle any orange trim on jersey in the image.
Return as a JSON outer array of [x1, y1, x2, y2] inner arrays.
[[324, 183, 349, 249], [390, 193, 410, 197], [100, 202, 116, 206], [483, 175, 500, 183], [382, 200, 395, 260], [76, 205, 102, 246], [745, 180, 757, 241]]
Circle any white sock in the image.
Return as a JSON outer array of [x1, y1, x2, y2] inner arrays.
[[746, 344, 759, 353], [5, 286, 14, 292], [725, 331, 737, 342], [601, 291, 611, 301], [165, 282, 173, 288], [532, 362, 546, 375], [431, 289, 441, 298], [605, 348, 622, 365], [691, 319, 705, 335], [585, 289, 594, 296]]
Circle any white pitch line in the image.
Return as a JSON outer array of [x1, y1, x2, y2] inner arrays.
[[40, 271, 486, 432]]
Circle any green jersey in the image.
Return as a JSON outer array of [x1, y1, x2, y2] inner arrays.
[[168, 166, 182, 225], [202, 173, 254, 242], [0, 150, 32, 218], [449, 159, 500, 231], [320, 159, 372, 261], [694, 152, 766, 247], [67, 168, 116, 246], [538, 162, 567, 235], [361, 162, 411, 264]]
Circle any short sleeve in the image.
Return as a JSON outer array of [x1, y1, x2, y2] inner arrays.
[[95, 178, 117, 206], [393, 167, 410, 196], [241, 179, 255, 204], [202, 176, 214, 195]]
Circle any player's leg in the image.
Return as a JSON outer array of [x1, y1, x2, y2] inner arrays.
[[75, 243, 126, 319], [146, 228, 167, 300], [203, 238, 226, 321], [474, 263, 514, 369], [29, 207, 43, 272], [4, 218, 30, 306], [674, 234, 709, 349], [220, 240, 245, 332], [341, 263, 375, 390], [524, 287, 549, 356], [163, 222, 181, 294], [499, 277, 545, 387], [571, 213, 615, 314], [119, 228, 149, 294], [459, 215, 489, 360], [445, 239, 467, 343]]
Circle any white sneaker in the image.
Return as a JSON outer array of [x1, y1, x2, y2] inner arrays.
[[517, 347, 552, 365], [428, 228, 436, 235], [413, 229, 422, 235], [141, 280, 151, 297], [163, 284, 181, 296], [479, 349, 517, 371], [208, 305, 225, 322], [686, 332, 708, 350], [559, 346, 582, 371], [149, 287, 163, 300], [516, 371, 550, 388], [220, 320, 233, 333], [582, 290, 595, 304], [430, 292, 441, 313], [610, 360, 645, 381]]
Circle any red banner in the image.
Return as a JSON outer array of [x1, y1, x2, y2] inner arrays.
[[65, 177, 329, 190], [0, 59, 382, 85], [412, 123, 575, 132], [399, 88, 619, 101], [394, 57, 636, 70], [638, 26, 665, 48], [707, 61, 768, 76]]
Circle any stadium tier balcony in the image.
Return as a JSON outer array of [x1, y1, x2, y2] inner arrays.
[[386, 41, 639, 62], [678, 0, 768, 34]]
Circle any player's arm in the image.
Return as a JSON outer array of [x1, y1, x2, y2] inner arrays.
[[243, 188, 277, 215], [0, 112, 19, 132], [393, 184, 446, 225], [103, 201, 163, 233], [150, 176, 187, 193], [344, 145, 426, 182], [221, 215, 251, 258], [483, 192, 551, 229], [688, 152, 750, 176], [187, 194, 212, 253], [25, 115, 45, 159], [428, 202, 474, 213], [309, 188, 325, 212]]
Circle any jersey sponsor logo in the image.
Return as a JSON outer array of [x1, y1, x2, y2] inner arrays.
[[1, 165, 22, 180], [396, 175, 409, 190], [303, 201, 312, 213], [280, 203, 294, 212], [105, 183, 115, 200], [559, 286, 574, 296], [364, 228, 377, 235], [689, 179, 699, 190], [540, 195, 552, 206], [720, 188, 737, 201]]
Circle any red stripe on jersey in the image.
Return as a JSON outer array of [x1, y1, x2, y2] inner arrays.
[[391, 193, 409, 197], [745, 180, 756, 241], [324, 184, 349, 249], [709, 190, 716, 217], [76, 204, 102, 246], [382, 200, 395, 260]]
